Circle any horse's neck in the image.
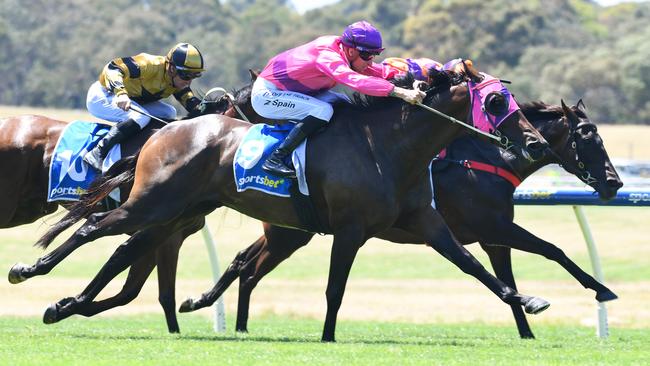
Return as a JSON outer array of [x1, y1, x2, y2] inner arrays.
[[363, 101, 465, 183]]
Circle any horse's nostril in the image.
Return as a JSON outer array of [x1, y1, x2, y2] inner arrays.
[[525, 142, 546, 160], [607, 178, 623, 189]]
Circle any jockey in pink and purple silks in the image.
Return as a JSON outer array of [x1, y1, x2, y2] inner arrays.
[[252, 20, 426, 178]]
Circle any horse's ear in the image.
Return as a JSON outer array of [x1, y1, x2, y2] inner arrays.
[[561, 99, 579, 128], [249, 69, 259, 82], [576, 98, 587, 112]]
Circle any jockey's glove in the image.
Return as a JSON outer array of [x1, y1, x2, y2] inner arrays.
[[391, 86, 426, 105]]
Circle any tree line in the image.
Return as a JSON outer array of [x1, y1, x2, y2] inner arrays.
[[1, 0, 648, 124]]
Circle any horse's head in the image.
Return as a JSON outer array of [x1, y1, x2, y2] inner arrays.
[[429, 61, 549, 162], [555, 99, 623, 200]]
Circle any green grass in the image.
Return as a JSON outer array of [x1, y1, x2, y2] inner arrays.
[[0, 315, 648, 366]]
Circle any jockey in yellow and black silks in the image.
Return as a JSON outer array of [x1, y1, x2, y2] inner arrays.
[[84, 43, 205, 171]]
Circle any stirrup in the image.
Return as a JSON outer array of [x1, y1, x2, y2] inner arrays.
[[262, 157, 296, 178]]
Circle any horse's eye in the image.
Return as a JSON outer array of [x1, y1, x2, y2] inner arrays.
[[578, 124, 597, 135], [485, 92, 508, 116]]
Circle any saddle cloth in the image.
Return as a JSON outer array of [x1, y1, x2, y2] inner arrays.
[[233, 123, 308, 197], [48, 121, 121, 202]]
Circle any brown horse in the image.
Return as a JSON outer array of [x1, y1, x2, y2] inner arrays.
[[179, 100, 623, 339], [1, 111, 219, 332], [12, 70, 551, 342]]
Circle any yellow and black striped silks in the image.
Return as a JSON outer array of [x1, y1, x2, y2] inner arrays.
[[99, 53, 200, 112]]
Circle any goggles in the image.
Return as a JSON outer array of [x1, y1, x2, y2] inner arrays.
[[176, 69, 202, 81], [359, 50, 380, 61]]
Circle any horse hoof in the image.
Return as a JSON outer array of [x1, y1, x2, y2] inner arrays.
[[520, 332, 535, 340], [596, 289, 618, 302], [8, 263, 28, 284], [178, 298, 195, 313], [524, 297, 550, 315], [43, 303, 60, 324]]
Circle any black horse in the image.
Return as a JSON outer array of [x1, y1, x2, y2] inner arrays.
[[11, 69, 551, 342], [179, 99, 622, 339]]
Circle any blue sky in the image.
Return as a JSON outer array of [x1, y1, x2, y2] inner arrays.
[[290, 0, 648, 13]]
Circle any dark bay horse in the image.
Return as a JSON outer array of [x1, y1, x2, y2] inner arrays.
[[17, 98, 620, 338], [178, 99, 622, 339], [12, 71, 551, 342]]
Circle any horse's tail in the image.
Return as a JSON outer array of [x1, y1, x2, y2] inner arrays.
[[35, 152, 140, 249]]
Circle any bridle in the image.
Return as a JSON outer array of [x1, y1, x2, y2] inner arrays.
[[546, 115, 598, 186], [197, 87, 252, 122]]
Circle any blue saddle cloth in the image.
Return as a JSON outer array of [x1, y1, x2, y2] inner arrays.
[[48, 121, 110, 202], [233, 123, 295, 197]]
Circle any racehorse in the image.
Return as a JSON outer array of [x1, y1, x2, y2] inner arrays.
[[1, 108, 219, 332], [179, 99, 623, 339], [11, 69, 551, 342]]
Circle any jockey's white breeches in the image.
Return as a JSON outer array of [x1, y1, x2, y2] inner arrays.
[[251, 77, 349, 122], [86, 81, 177, 128]]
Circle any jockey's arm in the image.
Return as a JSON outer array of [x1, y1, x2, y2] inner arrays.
[[174, 87, 201, 113], [315, 49, 394, 97], [101, 58, 129, 96]]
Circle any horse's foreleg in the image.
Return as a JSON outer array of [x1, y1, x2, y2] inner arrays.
[[480, 243, 535, 339], [489, 222, 617, 302], [322, 225, 364, 342], [178, 238, 266, 314], [395, 207, 550, 315], [236, 226, 314, 332]]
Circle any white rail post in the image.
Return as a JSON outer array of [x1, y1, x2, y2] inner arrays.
[[201, 225, 226, 332], [572, 205, 609, 338]]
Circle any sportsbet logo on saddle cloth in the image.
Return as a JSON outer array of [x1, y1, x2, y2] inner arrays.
[[234, 123, 308, 197], [48, 121, 121, 202]]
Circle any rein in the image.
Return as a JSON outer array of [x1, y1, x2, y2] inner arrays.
[[415, 102, 501, 143], [128, 106, 169, 124]]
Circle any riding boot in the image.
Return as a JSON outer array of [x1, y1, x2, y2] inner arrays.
[[83, 119, 141, 171], [262, 115, 328, 178]]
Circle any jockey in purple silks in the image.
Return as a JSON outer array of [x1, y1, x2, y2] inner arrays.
[[252, 20, 426, 178]]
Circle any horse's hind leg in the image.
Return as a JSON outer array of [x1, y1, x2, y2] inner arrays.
[[487, 222, 617, 302], [236, 226, 314, 332], [9, 211, 113, 283], [73, 253, 156, 319], [10, 181, 191, 284], [156, 237, 182, 333], [43, 217, 194, 324], [481, 243, 534, 339], [155, 219, 203, 333]]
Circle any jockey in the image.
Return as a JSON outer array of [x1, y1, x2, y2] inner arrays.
[[83, 43, 205, 171], [252, 20, 426, 178]]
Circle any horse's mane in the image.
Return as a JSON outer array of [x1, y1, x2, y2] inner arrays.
[[519, 101, 565, 123], [340, 67, 459, 112], [231, 83, 253, 107], [214, 67, 462, 117]]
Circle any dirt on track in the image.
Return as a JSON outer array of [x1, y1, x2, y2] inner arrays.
[[2, 277, 648, 328]]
